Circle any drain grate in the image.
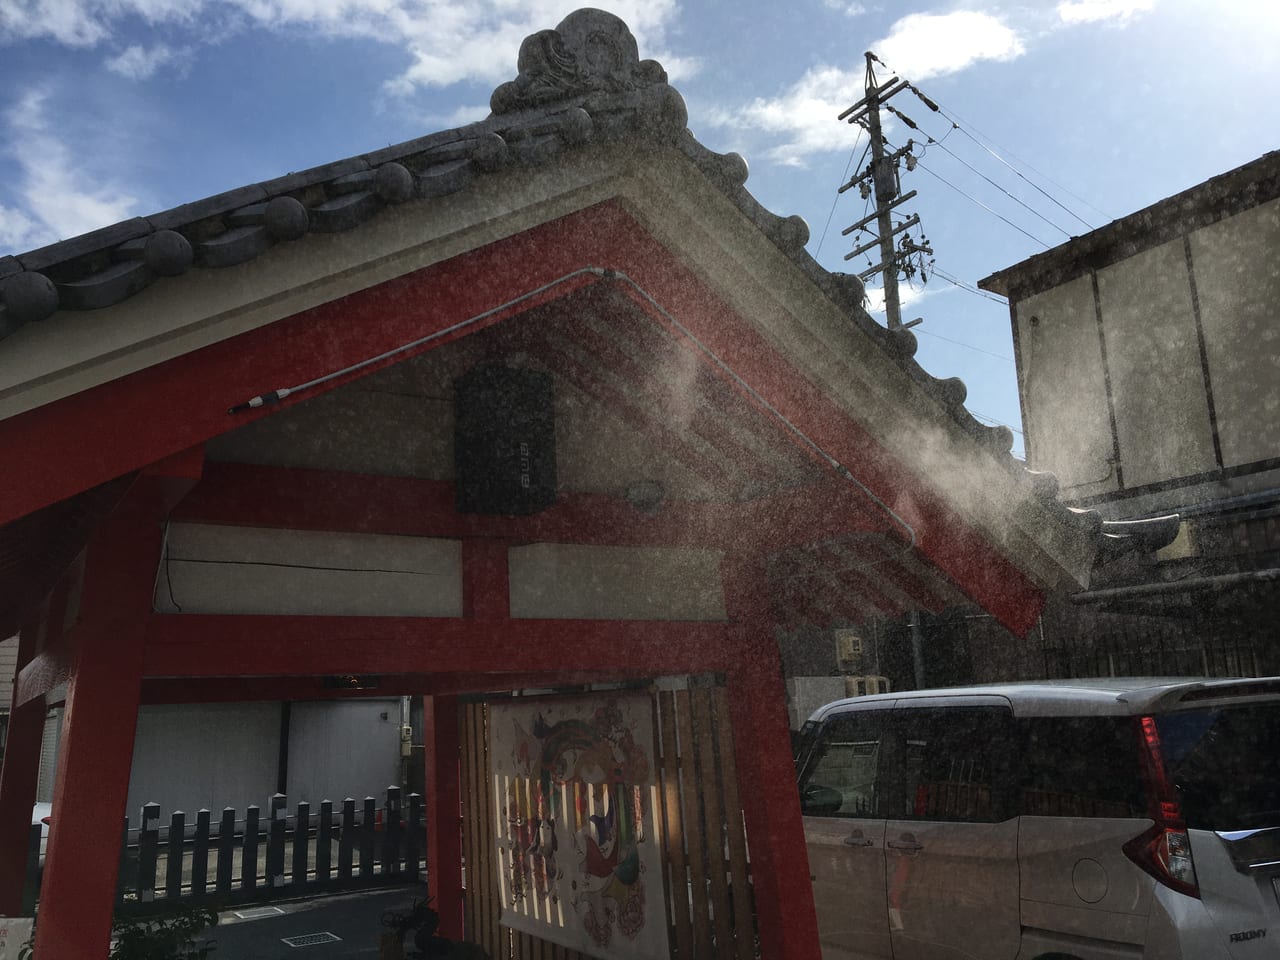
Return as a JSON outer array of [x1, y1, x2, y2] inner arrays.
[[232, 906, 286, 920], [282, 932, 342, 948]]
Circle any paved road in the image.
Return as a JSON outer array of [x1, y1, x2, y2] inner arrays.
[[209, 885, 430, 959]]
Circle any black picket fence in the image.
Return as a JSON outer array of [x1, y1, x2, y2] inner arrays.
[[25, 786, 426, 915]]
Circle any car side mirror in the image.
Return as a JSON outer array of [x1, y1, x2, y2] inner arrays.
[[801, 783, 844, 816]]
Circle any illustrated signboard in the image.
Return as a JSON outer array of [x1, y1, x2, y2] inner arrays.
[[489, 695, 669, 959], [0, 917, 33, 960]]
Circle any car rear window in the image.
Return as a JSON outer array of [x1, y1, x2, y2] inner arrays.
[[1156, 702, 1280, 830], [1016, 717, 1145, 819]]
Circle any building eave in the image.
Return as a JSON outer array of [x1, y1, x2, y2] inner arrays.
[[980, 149, 1280, 301]]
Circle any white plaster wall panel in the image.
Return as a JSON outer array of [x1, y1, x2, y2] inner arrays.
[[286, 700, 402, 806], [508, 543, 726, 621], [207, 331, 710, 500], [206, 381, 454, 480], [0, 635, 16, 698], [1015, 274, 1118, 495], [154, 523, 462, 616], [125, 703, 279, 821], [1189, 198, 1280, 468], [551, 377, 707, 499], [1097, 238, 1216, 488], [36, 708, 62, 803]]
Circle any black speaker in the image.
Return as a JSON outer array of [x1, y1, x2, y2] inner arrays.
[[454, 364, 557, 515]]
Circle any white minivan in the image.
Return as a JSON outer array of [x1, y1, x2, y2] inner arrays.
[[795, 677, 1280, 959]]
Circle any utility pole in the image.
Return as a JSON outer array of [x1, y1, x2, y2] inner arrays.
[[838, 52, 931, 331]]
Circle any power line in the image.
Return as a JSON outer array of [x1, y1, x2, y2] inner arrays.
[[971, 410, 1024, 436], [906, 84, 1109, 227], [887, 104, 1075, 240], [915, 328, 1014, 363], [817, 129, 868, 257], [911, 156, 1052, 249], [928, 265, 1009, 305], [870, 47, 1108, 226]]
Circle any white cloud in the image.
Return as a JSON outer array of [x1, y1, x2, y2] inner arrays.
[[0, 0, 195, 46], [0, 0, 110, 46], [104, 42, 182, 79], [1, 1, 688, 96], [872, 11, 1024, 81], [823, 0, 867, 15], [1, 89, 139, 251], [861, 278, 930, 319], [0, 201, 46, 252], [710, 10, 1025, 167], [716, 64, 863, 166], [379, 0, 682, 92], [1056, 0, 1155, 24]]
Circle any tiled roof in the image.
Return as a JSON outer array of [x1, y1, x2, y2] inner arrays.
[[0, 8, 1155, 556]]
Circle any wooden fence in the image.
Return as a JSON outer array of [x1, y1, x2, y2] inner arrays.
[[461, 682, 758, 959], [24, 786, 425, 915]]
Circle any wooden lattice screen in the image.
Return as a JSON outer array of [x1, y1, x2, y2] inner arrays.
[[460, 682, 758, 959]]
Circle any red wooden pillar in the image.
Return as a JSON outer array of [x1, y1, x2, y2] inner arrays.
[[424, 694, 462, 938], [721, 556, 821, 960], [441, 538, 509, 939], [35, 453, 199, 958], [0, 617, 47, 916]]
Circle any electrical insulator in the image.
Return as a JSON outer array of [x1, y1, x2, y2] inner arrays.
[[905, 153, 917, 171], [859, 182, 871, 200]]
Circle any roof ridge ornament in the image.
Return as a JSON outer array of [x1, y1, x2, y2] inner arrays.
[[490, 8, 669, 115]]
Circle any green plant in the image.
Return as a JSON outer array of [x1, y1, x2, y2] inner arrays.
[[15, 901, 219, 959], [108, 904, 219, 960]]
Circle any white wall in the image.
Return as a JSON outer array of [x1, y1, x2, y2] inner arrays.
[[508, 543, 726, 620], [1096, 238, 1217, 489], [286, 700, 403, 806], [1190, 197, 1280, 468], [1018, 195, 1280, 497], [125, 703, 280, 821], [0, 635, 16, 706], [154, 523, 463, 617], [1016, 274, 1118, 496]]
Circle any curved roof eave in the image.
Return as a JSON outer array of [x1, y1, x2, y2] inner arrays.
[[0, 8, 1128, 590]]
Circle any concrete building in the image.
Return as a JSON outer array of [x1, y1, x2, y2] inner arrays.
[[980, 151, 1280, 678]]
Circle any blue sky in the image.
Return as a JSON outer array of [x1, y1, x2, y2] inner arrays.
[[2, 0, 1277, 456]]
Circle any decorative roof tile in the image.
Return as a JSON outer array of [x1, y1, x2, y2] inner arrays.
[[0, 7, 1128, 550]]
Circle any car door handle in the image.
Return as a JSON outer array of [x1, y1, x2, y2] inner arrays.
[[887, 838, 923, 852], [843, 833, 873, 847]]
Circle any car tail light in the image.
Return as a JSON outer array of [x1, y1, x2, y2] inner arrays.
[[1124, 715, 1199, 898]]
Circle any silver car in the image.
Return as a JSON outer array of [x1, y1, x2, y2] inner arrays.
[[795, 678, 1280, 959]]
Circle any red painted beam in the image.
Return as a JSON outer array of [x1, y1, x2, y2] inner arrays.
[[172, 462, 893, 556], [144, 614, 736, 679], [462, 539, 510, 622], [139, 675, 437, 704], [172, 462, 720, 548], [139, 670, 642, 704], [0, 200, 1047, 632]]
